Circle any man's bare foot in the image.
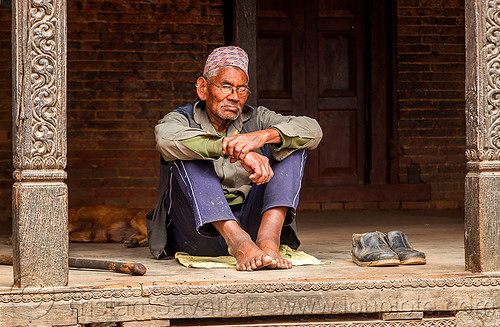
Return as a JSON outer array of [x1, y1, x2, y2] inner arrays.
[[213, 220, 276, 271], [228, 240, 275, 271], [257, 239, 292, 269]]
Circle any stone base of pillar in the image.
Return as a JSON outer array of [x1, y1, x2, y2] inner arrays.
[[12, 181, 68, 287], [465, 168, 500, 273]]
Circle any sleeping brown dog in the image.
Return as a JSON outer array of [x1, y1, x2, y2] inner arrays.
[[68, 204, 150, 247]]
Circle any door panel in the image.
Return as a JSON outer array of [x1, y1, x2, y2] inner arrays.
[[257, 0, 305, 117], [257, 32, 291, 99], [318, 31, 356, 96], [318, 0, 356, 17], [318, 110, 357, 181], [258, 0, 291, 18]]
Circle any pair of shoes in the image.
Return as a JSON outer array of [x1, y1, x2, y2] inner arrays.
[[351, 231, 426, 267], [351, 231, 399, 266]]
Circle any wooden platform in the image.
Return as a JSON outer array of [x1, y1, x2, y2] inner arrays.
[[0, 210, 499, 326]]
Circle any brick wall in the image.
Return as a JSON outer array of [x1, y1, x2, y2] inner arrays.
[[66, 0, 224, 209], [397, 0, 466, 209]]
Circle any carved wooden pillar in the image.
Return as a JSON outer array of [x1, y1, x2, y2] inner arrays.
[[11, 0, 68, 286], [465, 0, 500, 272]]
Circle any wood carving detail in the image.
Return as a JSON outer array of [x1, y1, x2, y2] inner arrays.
[[14, 0, 66, 171], [0, 277, 498, 304], [465, 148, 500, 161], [486, 0, 500, 155], [466, 0, 500, 162], [220, 321, 457, 327], [465, 86, 482, 162]]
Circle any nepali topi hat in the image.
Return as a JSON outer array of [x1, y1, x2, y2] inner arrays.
[[203, 46, 249, 78]]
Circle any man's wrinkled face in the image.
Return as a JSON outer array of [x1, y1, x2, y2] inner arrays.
[[202, 67, 249, 122]]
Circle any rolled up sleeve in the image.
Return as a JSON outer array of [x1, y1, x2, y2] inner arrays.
[[256, 106, 323, 160], [155, 112, 220, 161]]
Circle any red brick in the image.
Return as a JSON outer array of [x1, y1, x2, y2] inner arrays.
[[401, 201, 432, 210], [379, 201, 401, 210], [344, 202, 379, 210], [432, 200, 459, 210], [297, 203, 321, 211], [321, 203, 344, 211]]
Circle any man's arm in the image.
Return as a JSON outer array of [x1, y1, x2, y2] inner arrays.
[[222, 129, 282, 161], [180, 136, 223, 158], [256, 106, 323, 160], [222, 106, 323, 163], [155, 111, 220, 161], [222, 127, 314, 162], [238, 151, 274, 185]]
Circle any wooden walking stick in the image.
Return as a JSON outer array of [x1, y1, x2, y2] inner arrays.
[[0, 255, 147, 276], [68, 257, 147, 275]]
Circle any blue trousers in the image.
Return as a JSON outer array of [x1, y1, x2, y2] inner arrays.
[[164, 149, 306, 256]]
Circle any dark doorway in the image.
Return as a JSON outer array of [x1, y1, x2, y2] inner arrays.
[[257, 0, 394, 189]]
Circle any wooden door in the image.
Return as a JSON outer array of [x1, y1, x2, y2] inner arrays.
[[257, 0, 371, 187]]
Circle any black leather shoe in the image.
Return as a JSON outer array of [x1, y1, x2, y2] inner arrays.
[[386, 231, 426, 265], [352, 231, 400, 266]]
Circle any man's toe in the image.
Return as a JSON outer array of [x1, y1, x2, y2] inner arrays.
[[255, 258, 262, 267], [261, 255, 275, 267]]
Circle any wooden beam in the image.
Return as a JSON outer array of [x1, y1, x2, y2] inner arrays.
[[232, 0, 258, 105], [0, 277, 499, 325], [11, 0, 68, 286], [464, 0, 500, 272]]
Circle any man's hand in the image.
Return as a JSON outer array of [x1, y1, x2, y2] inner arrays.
[[223, 129, 282, 161], [237, 151, 274, 185]]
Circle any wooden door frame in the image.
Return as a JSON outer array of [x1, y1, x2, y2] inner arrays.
[[369, 0, 398, 184], [226, 0, 259, 106]]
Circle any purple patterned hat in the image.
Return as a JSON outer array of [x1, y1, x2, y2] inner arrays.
[[203, 46, 249, 77]]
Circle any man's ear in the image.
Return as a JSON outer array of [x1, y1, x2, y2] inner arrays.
[[196, 77, 207, 101]]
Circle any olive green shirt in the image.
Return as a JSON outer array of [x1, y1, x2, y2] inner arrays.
[[180, 129, 311, 159]]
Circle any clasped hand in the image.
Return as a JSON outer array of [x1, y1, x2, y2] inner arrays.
[[222, 131, 277, 185]]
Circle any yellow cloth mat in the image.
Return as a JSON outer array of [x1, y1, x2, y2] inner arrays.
[[175, 244, 323, 268]]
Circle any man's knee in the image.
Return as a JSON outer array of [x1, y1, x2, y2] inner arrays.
[[170, 160, 221, 189], [271, 149, 307, 178]]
